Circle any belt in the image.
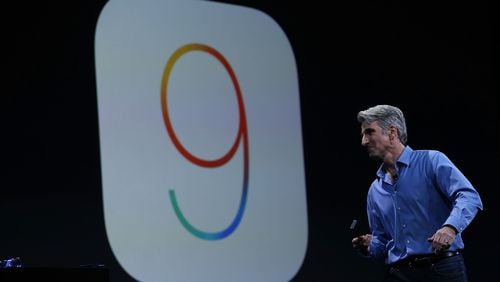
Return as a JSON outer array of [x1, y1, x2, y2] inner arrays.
[[391, 251, 461, 269]]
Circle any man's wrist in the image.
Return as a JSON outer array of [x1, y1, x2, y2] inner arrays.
[[443, 224, 458, 234]]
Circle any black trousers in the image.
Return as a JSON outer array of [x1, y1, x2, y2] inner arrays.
[[385, 253, 467, 282]]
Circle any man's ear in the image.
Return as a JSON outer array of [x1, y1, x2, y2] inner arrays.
[[389, 126, 397, 140]]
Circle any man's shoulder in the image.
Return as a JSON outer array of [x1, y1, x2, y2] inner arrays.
[[408, 149, 448, 166], [411, 148, 443, 158]]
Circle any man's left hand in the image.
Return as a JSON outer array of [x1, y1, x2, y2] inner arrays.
[[427, 225, 456, 254]]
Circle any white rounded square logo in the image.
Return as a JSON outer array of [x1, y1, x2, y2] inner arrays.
[[95, 1, 308, 281]]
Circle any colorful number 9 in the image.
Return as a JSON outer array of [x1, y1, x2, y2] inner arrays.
[[160, 43, 249, 240]]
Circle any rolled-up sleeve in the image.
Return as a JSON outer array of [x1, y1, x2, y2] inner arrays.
[[433, 152, 483, 234]]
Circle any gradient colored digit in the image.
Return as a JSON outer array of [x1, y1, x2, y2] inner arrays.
[[160, 43, 249, 240]]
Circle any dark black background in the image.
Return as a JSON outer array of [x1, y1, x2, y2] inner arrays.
[[1, 1, 496, 281]]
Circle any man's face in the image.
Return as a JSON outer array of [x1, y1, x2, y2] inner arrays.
[[360, 121, 390, 160]]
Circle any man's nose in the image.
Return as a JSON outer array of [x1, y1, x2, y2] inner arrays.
[[361, 135, 369, 146]]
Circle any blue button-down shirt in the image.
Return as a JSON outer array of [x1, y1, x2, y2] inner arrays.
[[367, 146, 483, 264]]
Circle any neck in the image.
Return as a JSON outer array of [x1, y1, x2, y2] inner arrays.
[[383, 143, 405, 167]]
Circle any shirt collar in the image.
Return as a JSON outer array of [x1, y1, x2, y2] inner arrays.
[[397, 145, 412, 166], [376, 145, 413, 178]]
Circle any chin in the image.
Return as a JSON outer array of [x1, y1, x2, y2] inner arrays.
[[368, 151, 381, 160]]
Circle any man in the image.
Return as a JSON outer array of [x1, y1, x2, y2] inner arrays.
[[352, 105, 483, 282]]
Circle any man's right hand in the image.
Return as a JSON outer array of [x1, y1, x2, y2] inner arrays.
[[352, 234, 372, 255]]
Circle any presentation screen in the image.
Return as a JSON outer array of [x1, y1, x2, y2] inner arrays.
[[95, 0, 308, 281]]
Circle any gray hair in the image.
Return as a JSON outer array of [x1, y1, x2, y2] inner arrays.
[[357, 105, 407, 144]]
